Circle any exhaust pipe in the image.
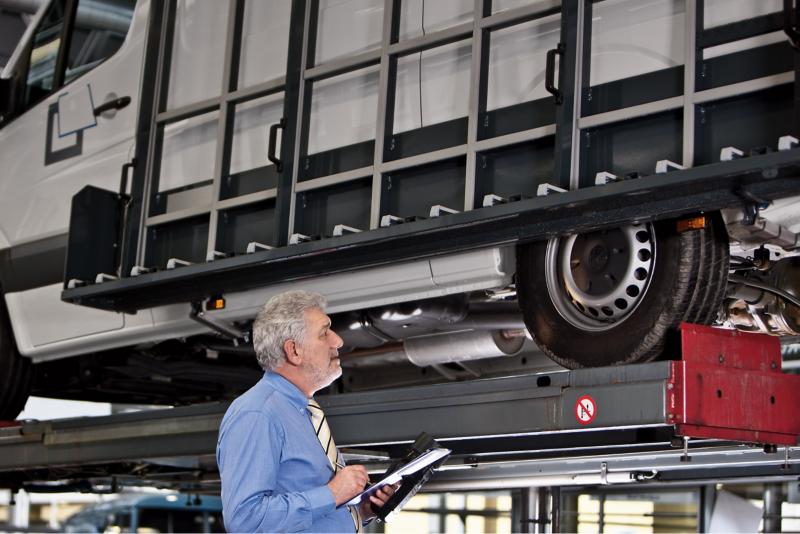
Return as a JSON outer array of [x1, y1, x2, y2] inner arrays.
[[341, 329, 525, 367], [405, 329, 525, 366]]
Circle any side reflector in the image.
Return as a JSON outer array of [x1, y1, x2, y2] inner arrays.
[[677, 217, 706, 233]]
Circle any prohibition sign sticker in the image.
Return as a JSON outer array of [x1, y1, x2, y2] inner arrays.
[[575, 395, 596, 424]]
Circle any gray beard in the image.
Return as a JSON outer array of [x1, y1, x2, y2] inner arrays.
[[303, 352, 342, 392]]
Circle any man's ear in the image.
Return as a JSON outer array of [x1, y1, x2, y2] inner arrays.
[[283, 339, 302, 366]]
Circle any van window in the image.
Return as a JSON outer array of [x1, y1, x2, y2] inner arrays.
[[24, 0, 68, 109], [64, 0, 137, 85], [23, 0, 136, 111]]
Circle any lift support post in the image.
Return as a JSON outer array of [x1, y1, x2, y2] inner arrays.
[[670, 324, 799, 446]]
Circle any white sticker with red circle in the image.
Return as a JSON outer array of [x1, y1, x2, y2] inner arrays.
[[575, 395, 596, 424]]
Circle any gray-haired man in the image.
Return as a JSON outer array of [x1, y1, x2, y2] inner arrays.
[[217, 290, 396, 533]]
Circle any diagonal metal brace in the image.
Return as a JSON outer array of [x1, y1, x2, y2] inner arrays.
[[190, 301, 249, 345]]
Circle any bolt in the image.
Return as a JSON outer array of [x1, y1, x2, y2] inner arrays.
[[718, 355, 724, 362], [668, 413, 674, 419], [772, 362, 777, 369], [668, 383, 674, 390]]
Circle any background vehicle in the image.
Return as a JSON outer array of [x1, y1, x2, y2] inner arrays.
[[0, 0, 799, 419], [63, 493, 224, 533]]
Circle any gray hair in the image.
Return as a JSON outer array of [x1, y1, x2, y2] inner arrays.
[[252, 290, 328, 371]]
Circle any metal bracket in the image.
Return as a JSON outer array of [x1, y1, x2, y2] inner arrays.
[[94, 273, 119, 284], [67, 279, 87, 289], [736, 185, 772, 226], [130, 265, 159, 277], [429, 205, 460, 218], [779, 135, 799, 151], [595, 172, 622, 186], [720, 147, 746, 162], [655, 160, 685, 174], [483, 194, 508, 208], [189, 301, 249, 345], [166, 258, 194, 270], [741, 204, 760, 226], [246, 242, 274, 254], [600, 461, 609, 484], [333, 225, 363, 236], [537, 183, 567, 197], [380, 215, 405, 227]]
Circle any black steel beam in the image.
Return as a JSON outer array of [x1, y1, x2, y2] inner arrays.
[[62, 149, 800, 313]]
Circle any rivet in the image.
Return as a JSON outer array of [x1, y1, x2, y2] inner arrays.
[[718, 355, 724, 362], [668, 413, 674, 419], [772, 362, 777, 369], [668, 383, 674, 390]]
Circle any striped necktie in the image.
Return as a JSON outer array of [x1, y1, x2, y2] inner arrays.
[[308, 399, 363, 533]]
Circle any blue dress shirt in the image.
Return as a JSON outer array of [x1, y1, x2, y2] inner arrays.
[[217, 372, 355, 533]]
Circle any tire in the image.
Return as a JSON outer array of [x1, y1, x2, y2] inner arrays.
[[516, 213, 730, 369], [0, 294, 34, 420]]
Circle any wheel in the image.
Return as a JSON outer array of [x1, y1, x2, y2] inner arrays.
[[0, 295, 34, 420], [516, 213, 730, 369]]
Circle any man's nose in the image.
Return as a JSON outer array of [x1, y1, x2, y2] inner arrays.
[[330, 329, 344, 349]]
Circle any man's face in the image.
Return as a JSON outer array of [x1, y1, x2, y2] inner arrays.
[[299, 307, 344, 392]]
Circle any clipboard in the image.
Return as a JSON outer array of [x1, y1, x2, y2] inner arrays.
[[344, 447, 451, 507]]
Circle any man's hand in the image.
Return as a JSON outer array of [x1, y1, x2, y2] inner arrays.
[[359, 483, 400, 520], [326, 466, 370, 507]]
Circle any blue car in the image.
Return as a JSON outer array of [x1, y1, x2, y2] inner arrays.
[[63, 494, 224, 533]]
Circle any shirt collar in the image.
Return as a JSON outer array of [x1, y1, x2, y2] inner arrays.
[[262, 371, 310, 412]]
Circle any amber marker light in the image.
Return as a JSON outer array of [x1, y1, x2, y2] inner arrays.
[[677, 217, 706, 233], [206, 297, 226, 311]]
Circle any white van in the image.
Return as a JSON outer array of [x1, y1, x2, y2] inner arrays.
[[0, 0, 798, 419]]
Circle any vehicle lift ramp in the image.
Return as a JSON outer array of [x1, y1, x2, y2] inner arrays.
[[1, 324, 799, 495]]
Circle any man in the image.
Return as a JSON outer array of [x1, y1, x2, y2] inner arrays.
[[217, 290, 396, 532]]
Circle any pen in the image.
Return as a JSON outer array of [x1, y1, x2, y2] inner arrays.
[[335, 461, 375, 489]]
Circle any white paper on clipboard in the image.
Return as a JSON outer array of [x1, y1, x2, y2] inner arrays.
[[344, 448, 451, 507]]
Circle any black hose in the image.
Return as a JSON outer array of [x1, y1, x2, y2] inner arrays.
[[728, 274, 800, 309]]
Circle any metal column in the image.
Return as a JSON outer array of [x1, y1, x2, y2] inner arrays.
[[698, 484, 717, 533], [764, 483, 784, 533], [551, 487, 561, 533], [520, 487, 551, 533]]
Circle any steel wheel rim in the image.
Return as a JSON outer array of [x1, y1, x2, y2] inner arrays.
[[545, 224, 656, 331]]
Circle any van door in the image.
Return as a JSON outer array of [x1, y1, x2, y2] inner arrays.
[[0, 0, 147, 349]]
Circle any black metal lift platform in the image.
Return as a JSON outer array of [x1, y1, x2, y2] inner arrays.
[[1, 325, 799, 498]]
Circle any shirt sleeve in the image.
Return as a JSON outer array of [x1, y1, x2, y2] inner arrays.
[[218, 410, 337, 533]]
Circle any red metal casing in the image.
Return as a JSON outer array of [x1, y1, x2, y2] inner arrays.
[[668, 323, 800, 446]]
